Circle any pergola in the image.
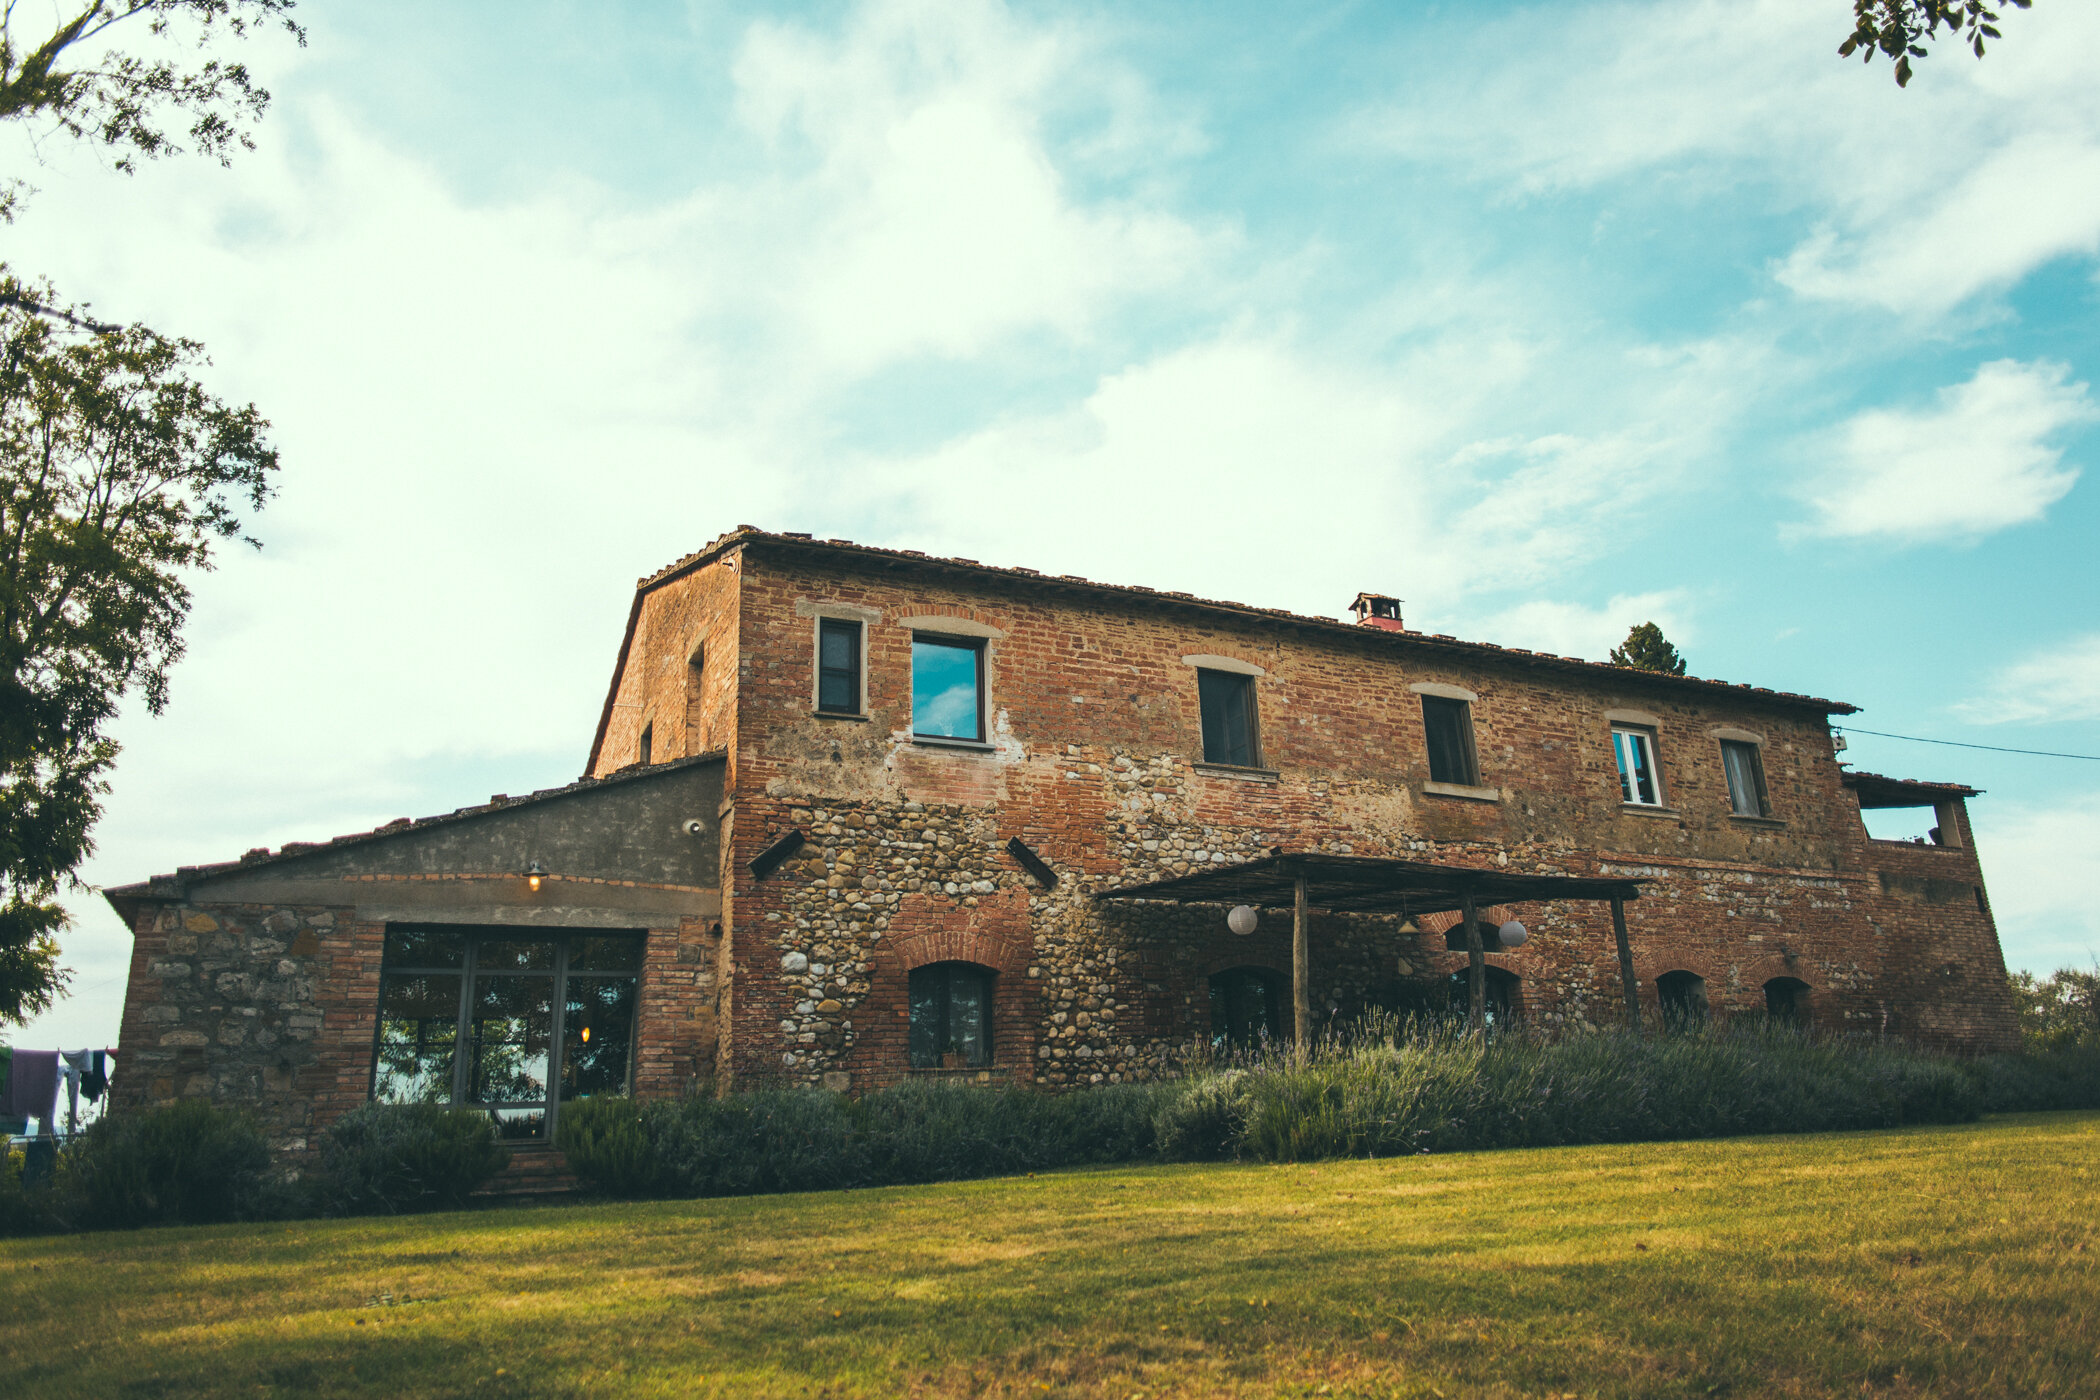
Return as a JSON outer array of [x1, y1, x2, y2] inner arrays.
[[1095, 852, 1649, 1037]]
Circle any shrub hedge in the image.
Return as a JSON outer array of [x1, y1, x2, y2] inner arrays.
[[314, 1102, 511, 1215]]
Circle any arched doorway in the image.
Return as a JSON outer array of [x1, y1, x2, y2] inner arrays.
[[1658, 970, 1709, 1031], [908, 962, 995, 1069], [1763, 976, 1811, 1026], [1209, 966, 1284, 1048]]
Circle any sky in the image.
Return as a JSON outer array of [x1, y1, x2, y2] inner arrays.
[[5, 0, 2097, 1052]]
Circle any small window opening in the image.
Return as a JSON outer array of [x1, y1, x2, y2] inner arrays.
[[1209, 966, 1283, 1048], [909, 962, 993, 1068], [1658, 970, 1709, 1031], [636, 723, 653, 766], [1422, 695, 1480, 786], [1446, 966, 1520, 1025], [1612, 727, 1663, 806], [817, 619, 862, 715], [912, 635, 985, 741], [1197, 669, 1260, 767], [1720, 740, 1770, 817], [1763, 976, 1810, 1025]]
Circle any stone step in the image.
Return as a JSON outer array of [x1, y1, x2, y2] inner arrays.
[[472, 1146, 583, 1200]]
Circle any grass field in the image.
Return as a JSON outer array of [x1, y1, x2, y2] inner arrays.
[[3, 1112, 2095, 1399]]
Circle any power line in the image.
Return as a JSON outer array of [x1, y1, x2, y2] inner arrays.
[[1835, 725, 2100, 761]]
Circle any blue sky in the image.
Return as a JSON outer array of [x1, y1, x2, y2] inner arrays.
[[7, 0, 2097, 1049]]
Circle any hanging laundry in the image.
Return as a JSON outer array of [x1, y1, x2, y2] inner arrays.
[[0, 1046, 21, 1137], [5, 1049, 59, 1133], [82, 1049, 110, 1104]]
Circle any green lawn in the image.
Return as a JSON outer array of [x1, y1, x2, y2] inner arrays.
[[4, 1113, 2096, 1399]]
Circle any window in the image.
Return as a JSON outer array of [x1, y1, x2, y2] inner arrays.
[[637, 723, 653, 766], [909, 962, 993, 1068], [1196, 669, 1260, 767], [1720, 740, 1769, 817], [1611, 727, 1663, 806], [373, 928, 643, 1139], [1658, 971, 1708, 1031], [1446, 966, 1520, 1024], [912, 635, 984, 741], [1209, 966, 1282, 1048], [1421, 695, 1480, 786], [816, 618, 862, 715], [1763, 976, 1809, 1025]]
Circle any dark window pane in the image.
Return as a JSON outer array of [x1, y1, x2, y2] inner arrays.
[[562, 975, 639, 1098], [383, 929, 465, 968], [476, 939, 556, 972], [912, 638, 982, 739], [1722, 741, 1768, 817], [489, 1108, 547, 1141], [1447, 967, 1520, 1024], [468, 975, 554, 1104], [638, 724, 653, 765], [568, 935, 644, 972], [908, 963, 992, 1068], [818, 620, 861, 715], [1197, 670, 1257, 767], [375, 973, 461, 1103], [1209, 967, 1280, 1048], [1659, 971, 1708, 1031], [1422, 696, 1477, 785]]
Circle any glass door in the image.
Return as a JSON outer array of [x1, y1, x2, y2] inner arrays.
[[372, 927, 643, 1139]]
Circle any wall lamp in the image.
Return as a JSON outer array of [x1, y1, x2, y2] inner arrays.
[[524, 860, 549, 894]]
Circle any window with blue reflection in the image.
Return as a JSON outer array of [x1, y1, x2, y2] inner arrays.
[[912, 636, 983, 740]]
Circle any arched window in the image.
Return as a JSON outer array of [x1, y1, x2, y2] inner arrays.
[[909, 962, 993, 1069], [1209, 966, 1283, 1048], [1763, 976, 1811, 1025], [1658, 970, 1708, 1031], [1447, 966, 1521, 1023], [1443, 918, 1505, 951]]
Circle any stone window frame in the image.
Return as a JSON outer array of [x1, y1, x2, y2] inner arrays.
[[1711, 726, 1777, 822], [896, 613, 1005, 750], [1411, 682, 1493, 799], [1605, 708, 1670, 812], [798, 601, 881, 721]]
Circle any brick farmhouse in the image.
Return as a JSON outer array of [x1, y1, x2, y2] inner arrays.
[[106, 528, 2019, 1150]]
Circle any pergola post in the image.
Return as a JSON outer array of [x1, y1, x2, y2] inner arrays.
[[1292, 872, 1312, 1057], [1461, 885, 1486, 1032], [1611, 896, 1641, 1035]]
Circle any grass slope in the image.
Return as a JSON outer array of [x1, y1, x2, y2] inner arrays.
[[3, 1112, 2095, 1399]]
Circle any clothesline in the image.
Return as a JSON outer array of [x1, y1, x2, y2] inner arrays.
[[1, 1046, 118, 1139]]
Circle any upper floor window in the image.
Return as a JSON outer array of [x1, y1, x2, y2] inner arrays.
[[1612, 727, 1663, 806], [637, 723, 653, 766], [1421, 695, 1480, 786], [816, 618, 862, 715], [912, 634, 985, 741], [1197, 669, 1260, 767], [1720, 739, 1770, 817]]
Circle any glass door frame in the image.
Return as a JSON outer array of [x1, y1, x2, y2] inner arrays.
[[370, 924, 645, 1140]]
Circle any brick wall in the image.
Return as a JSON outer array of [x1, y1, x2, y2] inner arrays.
[[697, 547, 2018, 1086]]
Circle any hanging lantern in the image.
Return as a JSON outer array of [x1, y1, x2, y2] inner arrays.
[[1498, 920, 1528, 948], [1227, 904, 1259, 936]]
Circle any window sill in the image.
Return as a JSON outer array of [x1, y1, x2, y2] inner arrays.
[[1727, 813, 1787, 828], [811, 710, 869, 722], [911, 734, 995, 752], [1194, 762, 1279, 782], [1619, 803, 1680, 818], [1423, 781, 1499, 802], [1869, 837, 1963, 851]]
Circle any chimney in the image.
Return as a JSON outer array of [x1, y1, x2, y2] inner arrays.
[[1350, 592, 1405, 632]]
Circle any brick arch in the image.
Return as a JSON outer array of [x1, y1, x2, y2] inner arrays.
[[846, 886, 1036, 1086], [1634, 951, 1723, 985], [1201, 952, 1289, 979], [1731, 954, 1821, 991], [1417, 904, 1517, 937], [890, 926, 1028, 975]]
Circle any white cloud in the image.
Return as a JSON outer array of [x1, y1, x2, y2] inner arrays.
[[1801, 359, 2093, 542], [1975, 795, 2100, 974], [1437, 432, 1679, 589], [1465, 592, 1693, 665], [1955, 634, 2100, 725], [1362, 0, 2100, 320]]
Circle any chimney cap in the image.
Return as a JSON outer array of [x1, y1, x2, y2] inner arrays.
[[1350, 592, 1404, 626]]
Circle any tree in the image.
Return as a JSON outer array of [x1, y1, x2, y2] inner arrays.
[[0, 2, 296, 1024], [1609, 622, 1687, 677], [2007, 967, 2099, 1054], [1841, 0, 2031, 87]]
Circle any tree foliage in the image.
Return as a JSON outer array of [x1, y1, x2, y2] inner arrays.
[[1841, 0, 2031, 87], [0, 277, 276, 1022], [1608, 622, 1687, 677], [2008, 967, 2100, 1054]]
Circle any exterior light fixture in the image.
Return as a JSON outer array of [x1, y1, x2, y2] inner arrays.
[[1227, 905, 1259, 936], [580, 1026, 592, 1044], [524, 860, 549, 893], [1497, 920, 1528, 948]]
